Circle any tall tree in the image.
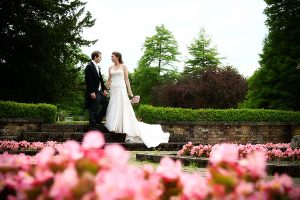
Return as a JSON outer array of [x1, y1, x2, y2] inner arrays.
[[131, 24, 180, 104], [243, 0, 300, 110], [138, 24, 180, 75], [184, 28, 221, 74], [0, 0, 95, 105]]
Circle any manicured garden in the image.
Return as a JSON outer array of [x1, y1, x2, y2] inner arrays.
[[1, 101, 300, 199]]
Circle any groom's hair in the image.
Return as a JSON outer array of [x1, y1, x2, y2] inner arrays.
[[91, 51, 101, 60]]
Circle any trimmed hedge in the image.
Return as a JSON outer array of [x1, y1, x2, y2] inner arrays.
[[138, 105, 300, 123], [0, 101, 57, 123]]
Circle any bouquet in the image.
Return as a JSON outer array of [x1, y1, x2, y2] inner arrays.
[[130, 95, 140, 104]]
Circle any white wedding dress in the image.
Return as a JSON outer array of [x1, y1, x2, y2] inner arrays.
[[105, 68, 169, 148]]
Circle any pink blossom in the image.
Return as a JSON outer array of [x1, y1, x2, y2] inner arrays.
[[58, 140, 83, 160], [235, 181, 254, 196], [103, 144, 129, 167], [210, 143, 239, 165], [96, 167, 145, 200], [82, 131, 105, 149], [288, 186, 300, 200], [181, 173, 208, 199], [142, 164, 155, 174], [1, 137, 300, 200], [243, 151, 267, 179], [35, 146, 55, 165], [156, 157, 182, 181], [49, 165, 79, 199]]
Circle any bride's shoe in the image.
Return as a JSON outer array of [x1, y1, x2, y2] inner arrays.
[[125, 136, 143, 143]]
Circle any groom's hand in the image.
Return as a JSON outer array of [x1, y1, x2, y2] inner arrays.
[[103, 90, 108, 96], [90, 92, 96, 99]]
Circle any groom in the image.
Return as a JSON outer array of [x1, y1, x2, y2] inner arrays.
[[85, 51, 109, 130]]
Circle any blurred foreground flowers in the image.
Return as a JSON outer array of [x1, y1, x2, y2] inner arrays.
[[0, 131, 299, 200]]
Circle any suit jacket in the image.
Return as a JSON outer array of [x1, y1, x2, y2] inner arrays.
[[84, 61, 107, 109]]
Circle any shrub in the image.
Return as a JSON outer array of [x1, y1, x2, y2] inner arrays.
[[138, 105, 300, 123], [0, 101, 57, 123], [153, 66, 248, 109]]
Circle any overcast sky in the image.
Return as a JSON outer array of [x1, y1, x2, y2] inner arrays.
[[81, 0, 268, 78]]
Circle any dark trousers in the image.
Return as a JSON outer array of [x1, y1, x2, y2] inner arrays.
[[89, 91, 109, 129]]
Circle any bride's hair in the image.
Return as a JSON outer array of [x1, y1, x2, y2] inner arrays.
[[112, 52, 123, 64]]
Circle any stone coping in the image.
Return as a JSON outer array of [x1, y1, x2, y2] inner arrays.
[[136, 152, 300, 177], [0, 118, 44, 123], [157, 121, 300, 126]]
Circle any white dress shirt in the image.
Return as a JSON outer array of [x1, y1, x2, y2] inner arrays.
[[92, 60, 102, 91]]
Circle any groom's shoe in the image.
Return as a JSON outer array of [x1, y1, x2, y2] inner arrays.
[[88, 127, 98, 131], [97, 123, 109, 133]]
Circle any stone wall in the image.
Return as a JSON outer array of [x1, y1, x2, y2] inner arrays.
[[0, 118, 43, 140], [160, 121, 300, 144], [1, 118, 299, 145]]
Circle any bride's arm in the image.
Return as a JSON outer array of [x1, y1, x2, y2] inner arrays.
[[106, 66, 112, 89], [123, 65, 134, 97]]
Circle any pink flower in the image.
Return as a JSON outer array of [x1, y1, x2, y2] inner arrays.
[[58, 140, 83, 160], [243, 151, 267, 179], [181, 173, 209, 199], [96, 167, 145, 200], [156, 157, 182, 181], [82, 131, 105, 149], [210, 143, 239, 165], [102, 144, 129, 168], [35, 146, 55, 165], [235, 181, 254, 196], [288, 186, 300, 200], [49, 165, 79, 199], [142, 164, 155, 175]]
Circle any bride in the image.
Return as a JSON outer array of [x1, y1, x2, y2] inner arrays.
[[105, 52, 169, 148]]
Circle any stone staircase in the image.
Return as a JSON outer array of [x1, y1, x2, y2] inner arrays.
[[0, 123, 187, 152]]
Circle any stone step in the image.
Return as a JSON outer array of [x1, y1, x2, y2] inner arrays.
[[4, 132, 126, 143], [0, 143, 186, 155], [41, 124, 88, 132], [0, 136, 19, 141], [114, 142, 185, 151]]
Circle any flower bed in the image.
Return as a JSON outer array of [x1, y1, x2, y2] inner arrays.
[[178, 142, 300, 162], [0, 140, 60, 152], [1, 131, 300, 199]]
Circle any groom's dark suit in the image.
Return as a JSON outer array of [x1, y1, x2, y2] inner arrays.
[[85, 61, 108, 129]]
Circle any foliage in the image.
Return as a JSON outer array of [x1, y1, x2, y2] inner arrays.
[[131, 67, 160, 104], [184, 28, 221, 74], [0, 101, 57, 123], [243, 0, 300, 110], [154, 66, 247, 109], [131, 24, 180, 104], [0, 0, 94, 105], [138, 24, 180, 75], [138, 104, 300, 124], [0, 132, 299, 199]]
